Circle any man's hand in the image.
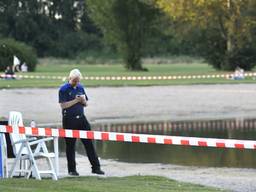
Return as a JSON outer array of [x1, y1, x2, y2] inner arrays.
[[75, 96, 84, 103], [76, 96, 88, 107]]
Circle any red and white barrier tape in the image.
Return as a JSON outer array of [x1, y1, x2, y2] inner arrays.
[[1, 72, 256, 81], [0, 125, 255, 150]]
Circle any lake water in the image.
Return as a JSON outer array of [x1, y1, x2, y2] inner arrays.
[[57, 118, 256, 168]]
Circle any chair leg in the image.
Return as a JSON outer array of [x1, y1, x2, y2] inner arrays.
[[42, 142, 58, 180], [45, 157, 57, 180], [9, 143, 25, 178], [19, 159, 23, 177], [25, 159, 29, 177], [26, 163, 31, 179], [53, 137, 59, 177], [30, 163, 41, 180], [24, 159, 32, 179], [47, 157, 57, 180], [26, 143, 41, 180]]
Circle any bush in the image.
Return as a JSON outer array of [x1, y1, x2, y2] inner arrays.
[[0, 38, 37, 72], [224, 46, 256, 71], [196, 30, 256, 71], [206, 44, 256, 71]]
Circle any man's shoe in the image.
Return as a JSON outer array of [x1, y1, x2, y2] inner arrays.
[[68, 171, 79, 176], [92, 169, 105, 175]]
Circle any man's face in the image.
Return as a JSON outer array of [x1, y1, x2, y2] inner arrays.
[[69, 77, 80, 87]]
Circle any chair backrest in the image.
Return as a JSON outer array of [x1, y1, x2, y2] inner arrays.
[[8, 111, 27, 155]]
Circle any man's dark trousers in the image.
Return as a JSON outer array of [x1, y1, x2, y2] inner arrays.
[[63, 114, 100, 172]]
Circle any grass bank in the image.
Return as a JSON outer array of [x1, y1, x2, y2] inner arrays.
[[0, 57, 255, 88], [0, 176, 224, 192]]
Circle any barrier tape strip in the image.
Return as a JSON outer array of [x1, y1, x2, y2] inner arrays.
[[1, 72, 256, 81], [0, 125, 255, 150]]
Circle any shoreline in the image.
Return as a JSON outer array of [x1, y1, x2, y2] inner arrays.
[[5, 154, 256, 192], [56, 156, 256, 192]]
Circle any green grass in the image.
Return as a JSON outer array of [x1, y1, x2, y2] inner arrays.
[[0, 57, 255, 88], [0, 176, 224, 192], [34, 59, 216, 75], [1, 78, 256, 89]]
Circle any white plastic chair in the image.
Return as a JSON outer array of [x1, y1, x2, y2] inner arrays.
[[8, 111, 57, 180]]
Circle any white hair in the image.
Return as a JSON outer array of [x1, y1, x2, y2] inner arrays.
[[69, 69, 82, 79]]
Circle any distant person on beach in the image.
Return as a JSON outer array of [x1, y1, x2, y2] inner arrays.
[[58, 69, 104, 176], [233, 67, 245, 80]]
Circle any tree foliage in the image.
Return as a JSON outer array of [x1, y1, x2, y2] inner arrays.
[[1, 0, 256, 71], [155, 0, 256, 70], [0, 0, 102, 58], [87, 0, 160, 71]]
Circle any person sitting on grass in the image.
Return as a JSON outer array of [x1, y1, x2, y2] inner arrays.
[[233, 67, 245, 80], [4, 66, 15, 79]]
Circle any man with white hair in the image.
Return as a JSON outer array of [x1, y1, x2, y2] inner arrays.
[[58, 69, 104, 176]]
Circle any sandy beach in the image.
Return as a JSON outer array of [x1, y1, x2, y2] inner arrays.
[[1, 84, 256, 191]]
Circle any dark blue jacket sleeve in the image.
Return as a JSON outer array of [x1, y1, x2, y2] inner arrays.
[[59, 89, 67, 103]]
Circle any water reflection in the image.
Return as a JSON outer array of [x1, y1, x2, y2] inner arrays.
[[92, 118, 256, 140], [57, 118, 256, 168]]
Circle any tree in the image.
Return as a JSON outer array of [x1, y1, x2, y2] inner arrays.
[[0, 0, 102, 57], [87, 0, 159, 71], [155, 0, 256, 70]]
